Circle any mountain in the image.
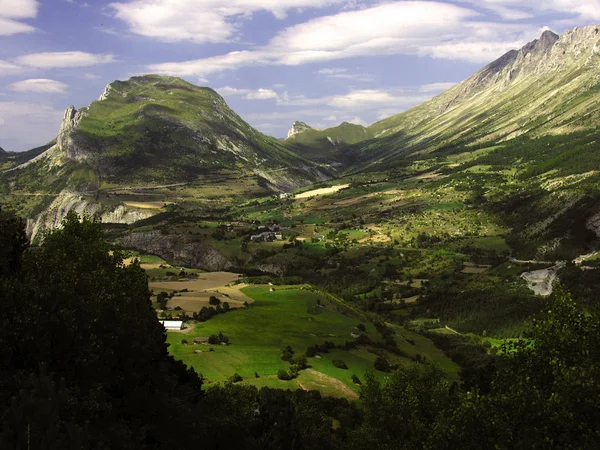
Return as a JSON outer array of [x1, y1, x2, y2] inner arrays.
[[286, 121, 313, 139], [350, 26, 600, 169], [52, 75, 328, 184], [285, 121, 373, 164], [0, 146, 5, 154], [0, 75, 330, 239]]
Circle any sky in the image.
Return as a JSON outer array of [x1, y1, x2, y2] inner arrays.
[[0, 1, 599, 151]]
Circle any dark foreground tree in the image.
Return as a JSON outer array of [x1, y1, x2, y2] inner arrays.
[[0, 212, 204, 448]]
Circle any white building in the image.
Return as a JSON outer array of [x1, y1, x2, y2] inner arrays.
[[160, 320, 184, 331]]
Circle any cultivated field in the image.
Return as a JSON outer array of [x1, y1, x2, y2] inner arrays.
[[150, 272, 251, 310], [295, 184, 350, 199]]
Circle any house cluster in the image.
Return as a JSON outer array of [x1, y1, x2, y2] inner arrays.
[[250, 231, 283, 242], [250, 223, 283, 241], [279, 192, 292, 199]]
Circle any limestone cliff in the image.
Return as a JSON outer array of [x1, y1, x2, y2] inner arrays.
[[286, 121, 313, 139]]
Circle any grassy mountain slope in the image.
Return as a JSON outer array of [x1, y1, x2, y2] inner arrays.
[[351, 26, 600, 169], [65, 75, 328, 185], [285, 121, 373, 163], [0, 76, 330, 239]]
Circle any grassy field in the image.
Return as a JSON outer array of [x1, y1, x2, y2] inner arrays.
[[166, 285, 460, 398]]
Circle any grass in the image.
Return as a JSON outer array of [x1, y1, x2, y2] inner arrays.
[[167, 286, 364, 382], [166, 285, 460, 397]]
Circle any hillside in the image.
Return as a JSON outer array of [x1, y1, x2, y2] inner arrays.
[[0, 76, 330, 239], [350, 26, 600, 168], [285, 121, 372, 164]]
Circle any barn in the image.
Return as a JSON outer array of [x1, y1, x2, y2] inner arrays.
[[159, 320, 184, 331]]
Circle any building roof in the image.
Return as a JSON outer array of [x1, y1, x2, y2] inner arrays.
[[159, 320, 183, 328]]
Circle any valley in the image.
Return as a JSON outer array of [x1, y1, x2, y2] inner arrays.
[[2, 22, 600, 448]]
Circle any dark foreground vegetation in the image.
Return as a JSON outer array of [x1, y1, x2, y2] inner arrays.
[[1, 209, 599, 449]]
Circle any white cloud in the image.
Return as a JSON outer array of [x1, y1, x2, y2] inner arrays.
[[0, 0, 38, 35], [278, 89, 432, 111], [345, 116, 366, 126], [216, 86, 251, 96], [83, 73, 101, 80], [318, 67, 374, 81], [419, 82, 458, 93], [464, 0, 600, 21], [319, 68, 347, 75], [15, 52, 116, 68], [9, 79, 68, 94], [0, 102, 63, 151], [246, 88, 278, 100], [216, 86, 278, 100], [0, 0, 39, 18], [0, 60, 24, 76], [148, 2, 540, 77], [110, 0, 347, 43]]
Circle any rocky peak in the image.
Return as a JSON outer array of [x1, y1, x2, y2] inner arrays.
[[56, 105, 88, 162], [286, 121, 312, 139], [99, 83, 113, 101]]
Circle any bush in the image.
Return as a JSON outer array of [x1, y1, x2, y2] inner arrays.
[[281, 345, 295, 362], [209, 296, 221, 305], [357, 323, 366, 332], [229, 373, 243, 383], [254, 371, 260, 378], [277, 369, 292, 380], [332, 359, 348, 370], [374, 356, 392, 372], [181, 339, 188, 345], [351, 374, 362, 385], [208, 334, 219, 345]]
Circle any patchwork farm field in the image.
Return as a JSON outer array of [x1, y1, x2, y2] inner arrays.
[[166, 285, 459, 398]]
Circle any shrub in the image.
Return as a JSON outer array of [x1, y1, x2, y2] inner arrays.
[[281, 345, 295, 362], [229, 373, 243, 383], [351, 374, 362, 385], [254, 372, 260, 378], [374, 356, 392, 373], [181, 339, 188, 345], [332, 359, 348, 370], [209, 296, 221, 305], [357, 323, 366, 332], [208, 334, 219, 345], [277, 369, 292, 380]]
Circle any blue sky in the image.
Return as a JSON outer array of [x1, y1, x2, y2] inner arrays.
[[1, 0, 598, 151]]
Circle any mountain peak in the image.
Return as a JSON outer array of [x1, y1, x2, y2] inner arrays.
[[286, 121, 313, 139]]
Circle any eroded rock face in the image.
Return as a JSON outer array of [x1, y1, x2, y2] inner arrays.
[[286, 121, 312, 139], [26, 191, 155, 241], [56, 106, 89, 163], [116, 231, 235, 271]]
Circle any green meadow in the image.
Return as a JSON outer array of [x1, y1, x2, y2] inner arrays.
[[166, 285, 459, 398]]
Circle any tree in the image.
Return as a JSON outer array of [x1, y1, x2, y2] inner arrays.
[[0, 206, 28, 277], [209, 295, 221, 305], [0, 212, 205, 448], [349, 366, 456, 450]]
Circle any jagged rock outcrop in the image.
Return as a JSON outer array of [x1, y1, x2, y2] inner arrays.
[[26, 191, 155, 241], [56, 105, 90, 163], [286, 121, 313, 139]]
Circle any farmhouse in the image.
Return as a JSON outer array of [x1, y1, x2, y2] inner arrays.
[[250, 232, 283, 242], [159, 320, 184, 330], [279, 192, 291, 199]]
